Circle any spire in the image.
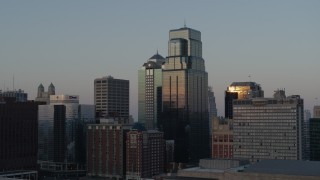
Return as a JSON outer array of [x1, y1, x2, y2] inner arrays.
[[184, 19, 187, 28]]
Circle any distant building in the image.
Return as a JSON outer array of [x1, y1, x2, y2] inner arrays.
[[138, 52, 164, 130], [310, 118, 320, 161], [94, 76, 129, 121], [86, 122, 132, 179], [159, 26, 209, 164], [126, 129, 164, 179], [0, 99, 43, 171], [35, 83, 55, 104], [304, 110, 311, 160], [233, 90, 305, 162], [208, 86, 217, 156], [225, 82, 264, 119], [2, 89, 27, 102], [38, 95, 95, 164], [314, 106, 320, 118], [212, 117, 233, 159]]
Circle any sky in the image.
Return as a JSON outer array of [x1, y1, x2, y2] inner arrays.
[[0, 0, 319, 120]]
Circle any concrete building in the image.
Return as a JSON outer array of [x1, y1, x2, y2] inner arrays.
[[310, 118, 320, 161], [38, 95, 95, 164], [174, 159, 320, 180], [35, 83, 55, 104], [126, 129, 164, 179], [212, 117, 233, 159], [94, 76, 129, 121], [2, 89, 28, 102], [233, 90, 305, 162], [0, 99, 43, 171], [159, 26, 209, 164], [138, 52, 164, 130], [225, 82, 264, 119], [86, 122, 132, 179], [304, 109, 311, 160], [314, 106, 320, 118]]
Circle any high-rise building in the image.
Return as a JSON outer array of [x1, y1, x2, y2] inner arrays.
[[0, 99, 43, 171], [35, 83, 55, 104], [38, 95, 95, 164], [2, 89, 28, 102], [314, 106, 320, 118], [208, 86, 217, 154], [310, 118, 320, 161], [212, 117, 233, 159], [159, 26, 209, 163], [304, 110, 311, 160], [225, 82, 264, 119], [138, 52, 165, 130], [94, 76, 129, 120], [86, 122, 132, 179], [233, 90, 305, 162], [126, 129, 164, 179]]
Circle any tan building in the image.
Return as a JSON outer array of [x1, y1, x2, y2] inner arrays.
[[314, 106, 320, 118], [212, 117, 233, 159]]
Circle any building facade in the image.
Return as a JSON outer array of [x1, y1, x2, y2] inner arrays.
[[225, 82, 264, 119], [138, 52, 164, 130], [310, 118, 320, 161], [126, 130, 164, 179], [35, 83, 55, 104], [86, 123, 132, 179], [2, 89, 28, 102], [0, 100, 43, 171], [212, 117, 233, 159], [159, 26, 209, 164], [233, 90, 305, 162], [38, 95, 95, 164], [314, 106, 320, 118], [94, 76, 129, 120]]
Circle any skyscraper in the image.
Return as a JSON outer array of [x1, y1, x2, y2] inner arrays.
[[159, 26, 209, 163], [2, 89, 28, 102], [94, 76, 129, 121], [225, 82, 264, 119], [314, 106, 320, 118], [35, 83, 55, 104], [38, 95, 95, 164], [310, 118, 320, 161], [138, 52, 164, 130], [233, 90, 305, 162]]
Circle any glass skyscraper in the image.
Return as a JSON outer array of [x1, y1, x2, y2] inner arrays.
[[138, 52, 164, 130], [159, 27, 209, 163]]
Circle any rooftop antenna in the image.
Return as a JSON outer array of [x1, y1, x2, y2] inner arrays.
[[248, 74, 252, 82], [184, 19, 187, 28]]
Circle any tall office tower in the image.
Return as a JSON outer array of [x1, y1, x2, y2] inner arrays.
[[160, 27, 209, 163], [212, 117, 233, 159], [126, 129, 164, 179], [225, 82, 264, 119], [138, 52, 165, 130], [38, 95, 95, 164], [208, 86, 217, 155], [2, 89, 28, 102], [94, 76, 129, 120], [35, 83, 55, 104], [0, 99, 43, 171], [309, 118, 320, 161], [314, 106, 320, 118], [86, 122, 132, 179], [304, 110, 311, 160], [233, 90, 305, 162]]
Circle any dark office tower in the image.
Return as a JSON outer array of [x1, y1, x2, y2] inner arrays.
[[138, 52, 165, 130], [310, 118, 320, 161], [225, 82, 264, 119], [94, 76, 129, 120], [0, 99, 43, 171], [2, 89, 28, 102], [160, 27, 209, 164]]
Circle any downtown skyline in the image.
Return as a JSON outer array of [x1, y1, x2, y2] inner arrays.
[[1, 0, 320, 120]]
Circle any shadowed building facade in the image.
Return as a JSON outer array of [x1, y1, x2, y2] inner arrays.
[[159, 27, 209, 163]]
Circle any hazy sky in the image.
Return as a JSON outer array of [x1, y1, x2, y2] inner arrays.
[[1, 0, 319, 119]]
